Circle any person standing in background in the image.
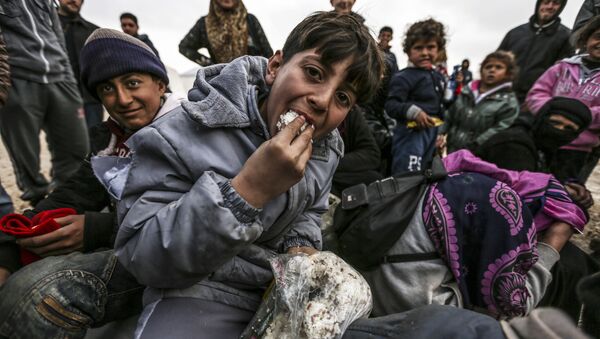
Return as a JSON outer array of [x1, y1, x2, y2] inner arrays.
[[0, 0, 89, 205], [498, 0, 572, 104], [120, 12, 161, 59], [0, 29, 13, 219], [378, 26, 399, 74], [460, 59, 472, 85], [58, 0, 103, 130], [179, 0, 272, 67]]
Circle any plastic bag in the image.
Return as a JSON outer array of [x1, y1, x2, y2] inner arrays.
[[240, 251, 372, 339]]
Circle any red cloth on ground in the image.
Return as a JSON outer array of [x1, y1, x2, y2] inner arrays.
[[0, 208, 77, 265]]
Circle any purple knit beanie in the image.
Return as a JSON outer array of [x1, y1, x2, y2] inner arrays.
[[80, 28, 169, 100]]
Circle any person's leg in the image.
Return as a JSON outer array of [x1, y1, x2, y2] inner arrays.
[[0, 79, 49, 201], [136, 298, 255, 339], [538, 241, 600, 322], [83, 103, 104, 130], [0, 250, 143, 339], [343, 305, 505, 339], [44, 81, 89, 187]]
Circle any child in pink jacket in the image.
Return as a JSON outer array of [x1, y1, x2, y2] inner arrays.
[[526, 16, 600, 182]]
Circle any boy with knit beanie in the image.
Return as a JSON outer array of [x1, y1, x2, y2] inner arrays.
[[0, 28, 185, 339]]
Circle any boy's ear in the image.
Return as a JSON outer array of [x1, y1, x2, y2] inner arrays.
[[265, 50, 283, 86]]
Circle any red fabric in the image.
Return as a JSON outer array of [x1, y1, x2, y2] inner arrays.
[[0, 208, 77, 265]]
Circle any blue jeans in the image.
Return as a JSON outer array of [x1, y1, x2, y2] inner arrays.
[[0, 250, 143, 339]]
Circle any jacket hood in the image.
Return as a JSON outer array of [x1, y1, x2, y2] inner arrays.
[[531, 0, 567, 25], [183, 55, 269, 129]]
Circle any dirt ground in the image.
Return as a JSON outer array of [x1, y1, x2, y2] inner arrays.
[[1, 137, 600, 253]]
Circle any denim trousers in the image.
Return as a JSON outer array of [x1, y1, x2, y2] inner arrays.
[[0, 250, 143, 339]]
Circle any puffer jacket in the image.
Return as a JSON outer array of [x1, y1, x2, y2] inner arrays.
[[99, 56, 343, 311], [444, 81, 519, 152], [526, 55, 600, 152], [498, 0, 572, 102]]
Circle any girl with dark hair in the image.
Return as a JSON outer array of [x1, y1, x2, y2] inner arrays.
[[442, 51, 519, 153]]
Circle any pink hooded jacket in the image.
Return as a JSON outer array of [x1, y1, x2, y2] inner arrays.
[[526, 55, 600, 152]]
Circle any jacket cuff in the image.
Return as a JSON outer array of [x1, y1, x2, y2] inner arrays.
[[83, 212, 116, 252], [282, 236, 316, 253], [536, 242, 560, 271], [0, 242, 21, 273], [407, 104, 423, 120], [218, 180, 261, 225]]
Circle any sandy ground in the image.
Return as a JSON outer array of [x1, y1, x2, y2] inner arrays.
[[1, 136, 600, 253]]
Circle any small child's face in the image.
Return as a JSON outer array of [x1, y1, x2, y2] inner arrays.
[[586, 28, 600, 61], [480, 58, 509, 88], [408, 39, 438, 69], [263, 49, 356, 140]]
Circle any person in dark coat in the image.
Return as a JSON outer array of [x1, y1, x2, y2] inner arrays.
[[573, 0, 600, 40], [58, 0, 103, 129], [331, 105, 383, 196], [498, 0, 572, 104], [179, 0, 272, 67], [120, 12, 161, 59]]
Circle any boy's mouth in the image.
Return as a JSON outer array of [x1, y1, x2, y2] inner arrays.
[[276, 110, 314, 133]]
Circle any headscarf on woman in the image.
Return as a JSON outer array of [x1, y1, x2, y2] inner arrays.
[[205, 0, 248, 64]]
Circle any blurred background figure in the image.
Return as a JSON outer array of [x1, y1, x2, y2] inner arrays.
[[179, 0, 272, 67], [58, 0, 103, 130], [120, 12, 161, 58]]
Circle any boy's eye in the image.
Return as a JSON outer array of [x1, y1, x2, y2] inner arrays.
[[99, 84, 114, 94], [336, 91, 352, 107], [126, 79, 141, 87], [305, 66, 323, 81]]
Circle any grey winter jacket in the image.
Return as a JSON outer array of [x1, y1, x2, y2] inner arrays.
[[100, 56, 343, 311], [0, 0, 74, 84]]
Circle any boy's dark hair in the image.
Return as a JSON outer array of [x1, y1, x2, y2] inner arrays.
[[402, 18, 446, 54], [576, 16, 600, 50], [282, 11, 383, 104], [120, 12, 138, 25], [379, 26, 393, 35], [481, 50, 518, 82]]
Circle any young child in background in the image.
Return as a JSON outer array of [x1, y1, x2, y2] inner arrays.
[[526, 16, 600, 183], [442, 51, 519, 153], [385, 18, 447, 174]]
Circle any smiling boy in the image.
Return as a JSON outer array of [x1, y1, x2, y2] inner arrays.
[[101, 12, 382, 338]]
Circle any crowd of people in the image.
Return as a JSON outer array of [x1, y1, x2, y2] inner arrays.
[[0, 0, 599, 338]]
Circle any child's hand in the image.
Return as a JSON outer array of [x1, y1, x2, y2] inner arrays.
[[17, 214, 85, 257], [232, 116, 314, 208], [414, 111, 436, 129], [287, 246, 318, 256]]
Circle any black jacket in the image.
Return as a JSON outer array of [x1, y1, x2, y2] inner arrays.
[[498, 0, 572, 102], [332, 106, 383, 196], [179, 14, 272, 66], [0, 123, 116, 273], [58, 13, 99, 104]]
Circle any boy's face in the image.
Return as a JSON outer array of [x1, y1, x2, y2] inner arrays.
[[121, 18, 138, 36], [263, 49, 356, 140], [330, 0, 355, 14], [586, 29, 600, 61], [480, 58, 509, 87], [408, 40, 438, 69], [378, 31, 392, 48], [97, 72, 166, 130]]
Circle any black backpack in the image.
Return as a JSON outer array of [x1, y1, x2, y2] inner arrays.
[[333, 156, 447, 271]]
